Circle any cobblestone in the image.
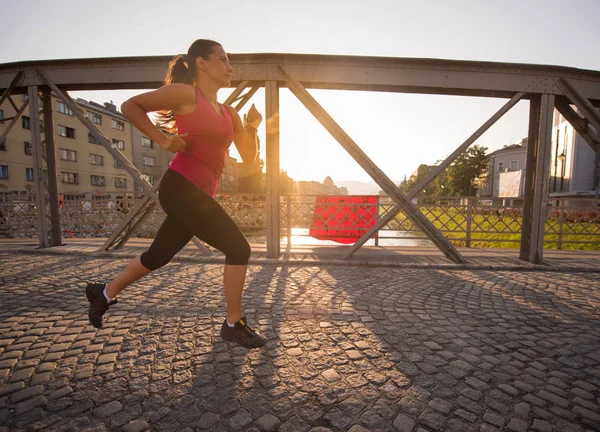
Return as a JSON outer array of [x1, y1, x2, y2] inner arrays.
[[0, 253, 599, 431]]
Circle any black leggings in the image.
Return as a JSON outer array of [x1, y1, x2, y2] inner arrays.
[[140, 169, 251, 270]]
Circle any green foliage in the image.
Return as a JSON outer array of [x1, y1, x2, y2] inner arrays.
[[401, 145, 489, 198]]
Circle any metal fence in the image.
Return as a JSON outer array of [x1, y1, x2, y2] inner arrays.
[[1, 192, 599, 249]]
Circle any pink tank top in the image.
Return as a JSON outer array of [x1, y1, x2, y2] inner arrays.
[[169, 86, 234, 197]]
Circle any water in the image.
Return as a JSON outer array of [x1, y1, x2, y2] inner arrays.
[[280, 228, 433, 247]]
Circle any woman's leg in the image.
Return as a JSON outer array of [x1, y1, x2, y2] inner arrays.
[[160, 184, 264, 348], [87, 214, 193, 328], [105, 255, 150, 299], [105, 215, 193, 298], [223, 264, 248, 324]]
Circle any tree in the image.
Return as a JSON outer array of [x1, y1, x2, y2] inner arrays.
[[442, 145, 488, 196], [399, 164, 437, 197]]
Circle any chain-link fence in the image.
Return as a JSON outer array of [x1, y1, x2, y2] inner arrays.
[[1, 192, 599, 249]]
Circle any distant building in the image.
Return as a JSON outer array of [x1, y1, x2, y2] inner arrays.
[[549, 109, 599, 199], [0, 95, 135, 197], [294, 177, 348, 195], [131, 125, 173, 191], [479, 138, 528, 199], [217, 151, 238, 194]]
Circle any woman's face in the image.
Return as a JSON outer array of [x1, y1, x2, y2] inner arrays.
[[198, 45, 234, 88]]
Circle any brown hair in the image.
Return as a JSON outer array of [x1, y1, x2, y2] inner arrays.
[[156, 39, 222, 134]]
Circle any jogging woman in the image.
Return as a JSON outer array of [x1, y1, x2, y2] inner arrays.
[[86, 39, 266, 349]]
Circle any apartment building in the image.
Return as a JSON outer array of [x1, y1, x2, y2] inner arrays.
[[0, 95, 134, 197], [1, 94, 243, 198], [131, 125, 173, 190], [550, 109, 599, 197], [216, 151, 239, 194]]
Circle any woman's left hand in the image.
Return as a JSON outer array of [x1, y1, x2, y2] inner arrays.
[[245, 104, 262, 130]]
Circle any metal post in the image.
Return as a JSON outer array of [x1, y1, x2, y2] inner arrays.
[[41, 88, 62, 246], [466, 197, 472, 248], [287, 195, 292, 246], [529, 94, 555, 264], [557, 203, 564, 250], [520, 95, 541, 261], [374, 198, 380, 246], [265, 80, 280, 258], [28, 85, 49, 247]]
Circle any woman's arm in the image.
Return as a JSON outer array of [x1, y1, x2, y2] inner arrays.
[[121, 84, 195, 152], [228, 104, 262, 164]]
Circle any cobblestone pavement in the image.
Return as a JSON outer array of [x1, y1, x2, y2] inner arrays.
[[1, 252, 600, 432]]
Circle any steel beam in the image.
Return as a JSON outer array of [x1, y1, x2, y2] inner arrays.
[[235, 86, 260, 111], [223, 81, 248, 105], [41, 88, 62, 246], [556, 78, 600, 134], [265, 80, 280, 259], [555, 102, 600, 156], [345, 92, 525, 258], [280, 67, 466, 264], [28, 85, 49, 247], [529, 94, 555, 264], [520, 96, 541, 261], [0, 71, 24, 107], [2, 55, 600, 102], [0, 99, 28, 144]]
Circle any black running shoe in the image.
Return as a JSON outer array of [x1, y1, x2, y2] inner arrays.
[[86, 283, 117, 329], [220, 316, 266, 349]]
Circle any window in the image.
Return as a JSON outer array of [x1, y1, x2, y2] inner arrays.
[[509, 160, 518, 171], [114, 158, 124, 169], [89, 112, 102, 125], [111, 119, 125, 131], [141, 137, 154, 148], [58, 125, 76, 139], [91, 175, 105, 186], [88, 132, 100, 144], [61, 172, 78, 184], [26, 168, 34, 181], [142, 156, 155, 166], [24, 142, 32, 155], [59, 149, 77, 161], [112, 139, 125, 150], [20, 94, 28, 102], [0, 109, 3, 124], [57, 101, 74, 116], [22, 116, 30, 129], [89, 154, 104, 166], [498, 162, 504, 172], [142, 174, 156, 185], [114, 178, 127, 188], [0, 165, 7, 179]]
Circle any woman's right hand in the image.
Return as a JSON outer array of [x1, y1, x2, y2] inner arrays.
[[159, 133, 188, 153]]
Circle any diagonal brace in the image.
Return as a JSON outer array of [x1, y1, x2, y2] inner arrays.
[[556, 78, 600, 137], [345, 92, 525, 257], [555, 101, 600, 156], [0, 99, 29, 144], [0, 71, 24, 107], [280, 66, 466, 264]]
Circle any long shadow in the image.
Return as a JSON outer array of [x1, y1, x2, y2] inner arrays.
[[2, 252, 600, 431], [319, 265, 600, 431]]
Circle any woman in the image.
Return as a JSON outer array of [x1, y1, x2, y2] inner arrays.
[[86, 39, 266, 349]]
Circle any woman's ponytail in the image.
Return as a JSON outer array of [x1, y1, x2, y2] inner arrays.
[[164, 55, 194, 85]]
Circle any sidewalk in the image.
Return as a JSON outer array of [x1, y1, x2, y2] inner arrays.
[[1, 249, 599, 431], [2, 238, 600, 271]]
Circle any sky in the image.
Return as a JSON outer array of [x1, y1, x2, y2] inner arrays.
[[2, 0, 599, 184]]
